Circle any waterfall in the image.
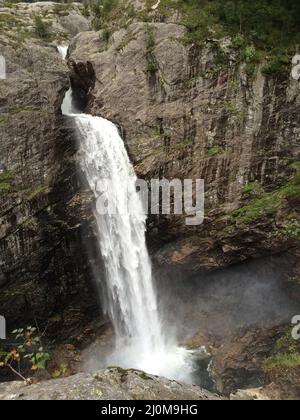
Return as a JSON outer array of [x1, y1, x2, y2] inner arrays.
[[75, 115, 166, 362], [58, 46, 194, 382]]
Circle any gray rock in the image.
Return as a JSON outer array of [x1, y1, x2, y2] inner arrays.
[[0, 2, 100, 345], [0, 368, 223, 400]]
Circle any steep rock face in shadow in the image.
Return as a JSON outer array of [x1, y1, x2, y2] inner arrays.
[[0, 3, 104, 344], [68, 22, 300, 274]]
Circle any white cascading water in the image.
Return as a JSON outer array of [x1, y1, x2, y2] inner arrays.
[[58, 46, 194, 381]]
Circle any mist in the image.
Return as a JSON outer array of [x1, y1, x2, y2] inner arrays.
[[156, 255, 298, 343]]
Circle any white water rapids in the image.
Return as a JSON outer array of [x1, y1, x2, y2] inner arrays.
[[58, 46, 195, 382]]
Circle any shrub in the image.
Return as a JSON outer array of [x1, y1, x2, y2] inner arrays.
[[33, 15, 50, 40], [82, 2, 90, 17], [146, 60, 158, 74], [0, 326, 51, 382]]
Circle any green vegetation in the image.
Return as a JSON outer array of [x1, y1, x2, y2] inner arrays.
[[273, 219, 300, 241], [242, 181, 264, 195], [28, 186, 48, 200], [0, 9, 31, 44], [232, 188, 281, 223], [172, 139, 194, 151], [53, 3, 74, 16], [0, 326, 51, 382], [147, 0, 300, 75], [232, 165, 300, 224], [82, 0, 139, 33], [80, 0, 300, 74], [116, 33, 135, 51], [263, 328, 300, 370], [206, 146, 224, 157], [223, 101, 239, 115], [0, 12, 21, 32], [82, 2, 91, 18], [263, 352, 300, 370], [0, 168, 48, 200], [33, 15, 51, 40], [0, 116, 9, 126], [0, 13, 19, 25], [138, 371, 153, 381], [2, 0, 18, 7], [52, 363, 69, 379], [146, 60, 158, 74], [157, 0, 300, 47], [0, 171, 14, 196], [145, 24, 158, 75], [145, 24, 155, 52], [88, 0, 120, 31], [0, 106, 39, 126]]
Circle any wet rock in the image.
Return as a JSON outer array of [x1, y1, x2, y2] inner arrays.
[[0, 368, 224, 400]]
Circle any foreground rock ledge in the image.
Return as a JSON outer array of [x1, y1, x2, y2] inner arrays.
[[0, 368, 223, 401]]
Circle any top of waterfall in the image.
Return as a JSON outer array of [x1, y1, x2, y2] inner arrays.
[[57, 45, 77, 115], [57, 45, 69, 61]]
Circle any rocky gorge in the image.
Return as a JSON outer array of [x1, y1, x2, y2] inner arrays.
[[0, 0, 300, 400]]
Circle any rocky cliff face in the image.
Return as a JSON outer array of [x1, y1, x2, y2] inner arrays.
[[0, 2, 104, 343], [68, 20, 300, 274], [1, 0, 299, 397], [65, 9, 300, 396]]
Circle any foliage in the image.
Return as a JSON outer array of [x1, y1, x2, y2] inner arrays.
[[0, 12, 19, 24], [101, 28, 112, 44], [276, 329, 299, 354], [82, 0, 300, 73], [263, 352, 300, 370], [33, 15, 50, 40], [242, 181, 264, 195], [273, 219, 300, 241], [223, 101, 239, 115], [0, 171, 14, 196], [2, 0, 18, 7], [159, 1, 300, 45], [52, 363, 69, 379], [263, 328, 300, 370], [206, 146, 224, 157], [53, 3, 73, 16], [82, 2, 90, 18], [152, 0, 300, 73], [145, 24, 155, 52], [88, 0, 120, 31], [145, 24, 158, 75], [146, 60, 158, 74], [232, 167, 300, 224], [0, 327, 51, 382]]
